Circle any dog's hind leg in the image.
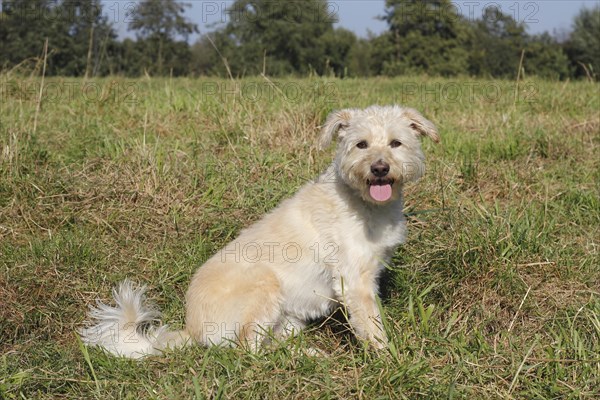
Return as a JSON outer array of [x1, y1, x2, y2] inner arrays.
[[186, 262, 283, 348], [237, 267, 284, 351]]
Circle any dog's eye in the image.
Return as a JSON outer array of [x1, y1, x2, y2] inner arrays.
[[390, 140, 402, 148], [356, 141, 368, 149]]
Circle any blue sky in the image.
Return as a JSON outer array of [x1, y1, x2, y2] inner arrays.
[[105, 0, 600, 41]]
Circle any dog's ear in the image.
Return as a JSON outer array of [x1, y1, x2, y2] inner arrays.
[[319, 109, 354, 149], [402, 108, 440, 143]]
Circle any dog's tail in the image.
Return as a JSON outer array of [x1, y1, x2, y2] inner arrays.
[[79, 280, 189, 359]]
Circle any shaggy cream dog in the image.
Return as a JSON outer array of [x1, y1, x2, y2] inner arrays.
[[80, 105, 439, 358]]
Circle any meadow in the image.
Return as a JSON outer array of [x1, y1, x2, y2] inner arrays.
[[0, 74, 598, 399]]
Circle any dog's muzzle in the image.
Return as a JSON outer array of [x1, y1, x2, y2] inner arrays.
[[370, 160, 390, 177], [367, 161, 394, 202]]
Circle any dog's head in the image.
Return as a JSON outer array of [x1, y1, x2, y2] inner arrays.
[[320, 105, 439, 205]]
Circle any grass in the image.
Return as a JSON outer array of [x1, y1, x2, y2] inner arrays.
[[1, 74, 599, 399]]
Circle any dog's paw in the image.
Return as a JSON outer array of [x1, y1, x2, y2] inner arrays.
[[302, 346, 329, 357]]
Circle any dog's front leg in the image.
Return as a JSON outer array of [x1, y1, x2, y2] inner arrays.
[[332, 269, 388, 349]]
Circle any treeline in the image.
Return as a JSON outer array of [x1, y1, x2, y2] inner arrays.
[[1, 0, 598, 80]]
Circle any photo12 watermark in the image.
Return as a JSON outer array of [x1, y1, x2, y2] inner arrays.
[[0, 81, 140, 105], [395, 81, 538, 104], [197, 1, 340, 24], [0, 1, 543, 28], [379, 1, 540, 25], [198, 80, 339, 104], [220, 241, 339, 264]]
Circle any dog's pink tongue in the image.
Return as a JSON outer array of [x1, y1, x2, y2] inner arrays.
[[369, 184, 392, 202]]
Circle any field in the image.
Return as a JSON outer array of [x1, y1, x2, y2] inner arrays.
[[0, 74, 598, 399]]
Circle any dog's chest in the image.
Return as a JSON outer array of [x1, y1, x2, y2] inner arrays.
[[339, 206, 407, 261], [278, 264, 337, 320], [367, 210, 406, 247]]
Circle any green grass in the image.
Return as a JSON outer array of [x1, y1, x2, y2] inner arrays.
[[1, 75, 599, 399]]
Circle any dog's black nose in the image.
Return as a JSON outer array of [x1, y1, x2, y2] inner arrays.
[[370, 161, 390, 177]]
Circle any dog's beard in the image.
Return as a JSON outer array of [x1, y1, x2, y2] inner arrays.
[[367, 178, 395, 202], [337, 167, 401, 205]]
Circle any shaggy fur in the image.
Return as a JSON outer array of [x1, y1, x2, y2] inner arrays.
[[80, 105, 439, 358]]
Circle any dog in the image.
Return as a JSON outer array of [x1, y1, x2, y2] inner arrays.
[[80, 105, 439, 358]]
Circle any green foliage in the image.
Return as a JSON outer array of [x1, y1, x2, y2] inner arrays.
[[127, 0, 197, 76], [346, 37, 375, 77], [379, 0, 470, 76], [0, 0, 115, 76], [321, 28, 357, 77], [0, 1, 597, 79], [464, 8, 570, 80], [523, 33, 570, 80], [563, 6, 600, 79], [189, 35, 220, 76], [128, 0, 197, 40], [466, 6, 527, 78], [198, 0, 355, 76], [56, 0, 116, 76]]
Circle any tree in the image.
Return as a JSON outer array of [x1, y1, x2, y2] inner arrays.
[[128, 0, 198, 75], [467, 6, 527, 78], [0, 0, 116, 76], [0, 0, 63, 72], [564, 6, 600, 79], [55, 0, 116, 76], [321, 28, 357, 77], [378, 0, 470, 76], [346, 36, 376, 77], [523, 33, 570, 80], [189, 34, 227, 76], [211, 0, 342, 76]]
